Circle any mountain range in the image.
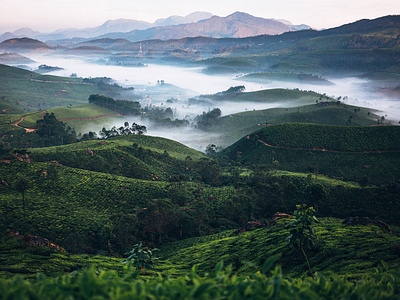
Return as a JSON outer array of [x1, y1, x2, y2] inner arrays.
[[1, 15, 399, 57], [0, 11, 309, 43]]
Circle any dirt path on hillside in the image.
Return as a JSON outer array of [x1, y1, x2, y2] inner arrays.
[[256, 138, 400, 154], [11, 116, 36, 132], [10, 111, 47, 133], [59, 114, 122, 122]]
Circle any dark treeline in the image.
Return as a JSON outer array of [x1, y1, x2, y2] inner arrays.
[[89, 94, 141, 116], [195, 108, 221, 131], [88, 94, 190, 128]]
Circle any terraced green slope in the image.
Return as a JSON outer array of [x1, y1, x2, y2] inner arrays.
[[213, 103, 377, 146], [1, 216, 399, 280], [157, 218, 400, 278], [0, 158, 228, 256], [220, 124, 400, 185], [30, 134, 204, 160]]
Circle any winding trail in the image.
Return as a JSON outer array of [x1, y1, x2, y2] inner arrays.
[[11, 116, 36, 133], [10, 111, 48, 133]]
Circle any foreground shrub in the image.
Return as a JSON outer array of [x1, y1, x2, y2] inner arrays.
[[0, 261, 398, 299]]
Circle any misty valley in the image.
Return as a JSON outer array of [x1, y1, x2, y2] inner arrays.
[[0, 12, 400, 299]]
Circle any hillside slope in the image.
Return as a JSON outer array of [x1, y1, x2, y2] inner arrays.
[[211, 102, 377, 146], [29, 134, 205, 180], [0, 64, 133, 112], [220, 124, 400, 185], [158, 218, 400, 278]]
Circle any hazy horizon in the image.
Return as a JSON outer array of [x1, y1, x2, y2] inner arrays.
[[1, 0, 400, 33]]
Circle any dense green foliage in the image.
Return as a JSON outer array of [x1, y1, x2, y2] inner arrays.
[[122, 242, 157, 274], [35, 112, 77, 146], [211, 102, 378, 147], [89, 94, 141, 116], [221, 123, 400, 185], [157, 218, 400, 278], [0, 262, 399, 299], [255, 123, 400, 152], [195, 108, 222, 131], [28, 134, 203, 180]]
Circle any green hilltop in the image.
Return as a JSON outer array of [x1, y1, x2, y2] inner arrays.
[[211, 101, 379, 146], [0, 64, 134, 112], [220, 123, 400, 185]]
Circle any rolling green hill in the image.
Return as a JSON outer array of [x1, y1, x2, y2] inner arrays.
[[157, 218, 400, 278], [0, 154, 227, 256], [28, 134, 205, 181], [220, 123, 400, 185], [0, 64, 132, 112], [211, 102, 378, 146], [201, 88, 328, 104], [1, 215, 399, 280], [15, 104, 124, 134]]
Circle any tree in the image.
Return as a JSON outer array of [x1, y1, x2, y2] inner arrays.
[[122, 242, 157, 274], [196, 158, 221, 185], [15, 175, 30, 213], [36, 113, 76, 146], [205, 144, 217, 157], [286, 204, 319, 280]]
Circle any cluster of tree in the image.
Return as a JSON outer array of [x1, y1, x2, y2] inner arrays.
[[88, 95, 189, 128], [36, 113, 76, 146], [88, 94, 141, 115], [195, 108, 221, 131], [151, 118, 189, 128], [142, 106, 173, 119], [82, 77, 113, 85], [199, 86, 246, 101], [99, 122, 147, 139]]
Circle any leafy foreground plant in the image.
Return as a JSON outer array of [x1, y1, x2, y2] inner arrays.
[[286, 204, 319, 280], [122, 242, 157, 274], [0, 260, 399, 299]]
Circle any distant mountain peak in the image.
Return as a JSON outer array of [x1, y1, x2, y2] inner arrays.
[[154, 11, 214, 26]]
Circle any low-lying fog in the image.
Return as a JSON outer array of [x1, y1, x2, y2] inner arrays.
[[25, 54, 400, 151]]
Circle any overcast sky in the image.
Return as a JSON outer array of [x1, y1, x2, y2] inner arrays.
[[1, 0, 400, 33]]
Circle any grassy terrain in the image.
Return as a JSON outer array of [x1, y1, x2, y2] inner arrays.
[[0, 251, 398, 299], [0, 64, 131, 112], [221, 123, 400, 185], [0, 237, 124, 279], [28, 139, 197, 181], [29, 134, 205, 161], [253, 123, 400, 152], [1, 217, 399, 280], [65, 116, 123, 135], [0, 160, 195, 254], [16, 104, 124, 134], [157, 218, 400, 278], [212, 103, 378, 146]]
